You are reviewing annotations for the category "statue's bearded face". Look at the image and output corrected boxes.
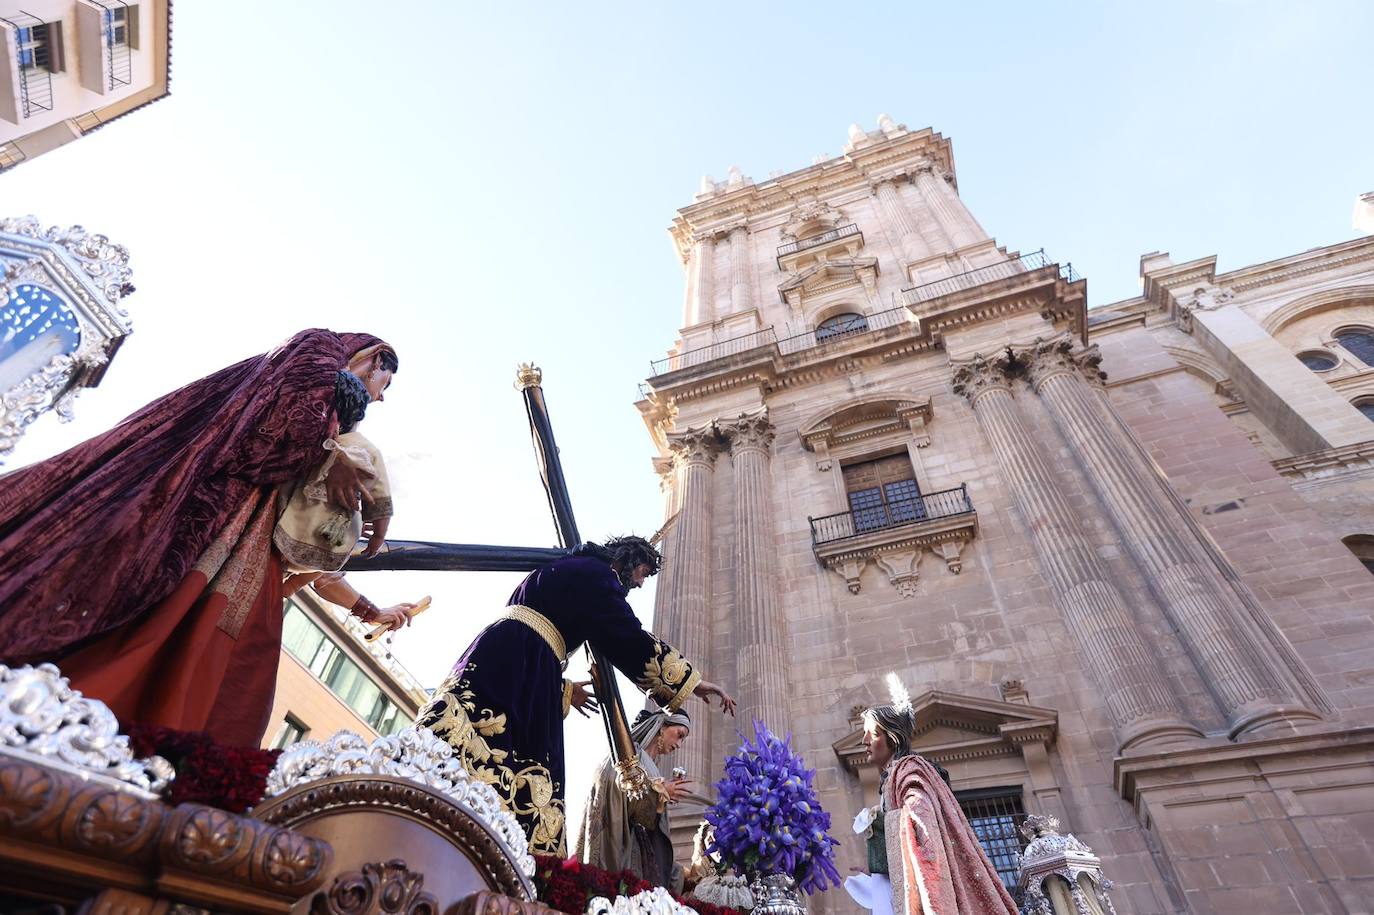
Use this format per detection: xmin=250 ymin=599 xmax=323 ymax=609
xmin=616 ymin=561 xmax=653 ymax=589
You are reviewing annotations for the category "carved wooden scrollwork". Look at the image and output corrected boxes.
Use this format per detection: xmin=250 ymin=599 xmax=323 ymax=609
xmin=1 ymin=757 xmax=331 ymax=910
xmin=451 ymin=890 xmax=564 ymax=915
xmin=255 ymin=776 xmax=532 ymax=901
xmin=311 ymin=860 xmax=438 ymax=915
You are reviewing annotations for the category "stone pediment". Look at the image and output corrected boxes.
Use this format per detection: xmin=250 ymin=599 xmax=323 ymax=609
xmin=778 ymin=258 xmax=879 ymax=309
xmin=833 ymin=689 xmax=1058 ymax=773
xmin=800 ymin=392 xmax=933 ymax=469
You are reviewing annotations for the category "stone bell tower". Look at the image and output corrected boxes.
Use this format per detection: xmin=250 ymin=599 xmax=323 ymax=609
xmin=636 ymin=117 xmax=1374 ymax=913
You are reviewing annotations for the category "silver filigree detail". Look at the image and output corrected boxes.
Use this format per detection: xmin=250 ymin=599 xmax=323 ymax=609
xmin=587 ymin=887 xmax=700 ymax=915
xmin=264 ymin=727 xmax=534 ymax=876
xmin=1 ymin=352 xmax=79 ymax=457
xmin=0 ymin=663 xmax=174 ymax=795
xmin=0 ymin=216 xmax=134 ymax=316
xmin=1016 ymin=815 xmax=1117 ymax=915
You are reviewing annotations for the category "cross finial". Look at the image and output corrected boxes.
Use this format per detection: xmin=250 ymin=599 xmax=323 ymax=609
xmin=515 ymin=362 xmax=543 ymax=390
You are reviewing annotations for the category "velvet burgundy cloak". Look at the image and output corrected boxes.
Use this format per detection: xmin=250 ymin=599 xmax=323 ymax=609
xmin=885 ymin=754 xmax=1020 ymax=915
xmin=0 ymin=329 xmax=387 ymax=664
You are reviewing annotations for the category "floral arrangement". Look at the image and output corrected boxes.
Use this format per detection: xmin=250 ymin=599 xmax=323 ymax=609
xmin=125 ymin=723 xmax=281 ymax=814
xmin=704 ymin=720 xmax=842 ymax=895
xmin=532 ymin=856 xmax=740 ymax=915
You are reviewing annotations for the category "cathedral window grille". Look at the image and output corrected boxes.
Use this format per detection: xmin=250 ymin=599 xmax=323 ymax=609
xmin=843 ymin=454 xmax=922 ymax=532
xmin=955 ymin=787 xmax=1028 ymax=894
xmin=1335 ymin=328 xmax=1374 ymax=367
xmin=815 ymin=312 xmax=869 ymax=343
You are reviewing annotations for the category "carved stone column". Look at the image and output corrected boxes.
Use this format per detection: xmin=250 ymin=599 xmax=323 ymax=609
xmin=721 ymin=409 xmax=790 ymax=730
xmin=687 ymin=234 xmax=716 ymax=327
xmin=913 ymin=159 xmax=981 ymax=250
xmin=871 ymin=177 xmax=930 ymax=265
xmin=952 ymin=356 xmax=1201 ymax=751
xmin=727 ymin=224 xmax=753 ymax=316
xmin=1020 ymin=337 xmax=1321 ymax=738
xmin=660 ymin=425 xmax=721 ymax=779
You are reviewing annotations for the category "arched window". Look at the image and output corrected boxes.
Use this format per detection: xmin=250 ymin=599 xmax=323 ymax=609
xmin=815 ymin=312 xmax=868 ymax=342
xmin=1342 ymin=535 xmax=1374 ymax=575
xmin=1297 ymin=351 xmax=1338 ymax=371
xmin=1354 ymin=398 xmax=1374 ymax=423
xmin=1335 ymin=328 xmax=1374 ymax=366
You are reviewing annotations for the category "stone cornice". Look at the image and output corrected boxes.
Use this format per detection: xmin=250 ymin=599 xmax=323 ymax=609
xmin=1218 ymin=234 xmax=1374 ymax=294
xmin=1270 ymin=440 xmax=1374 ymax=482
xmin=1113 ymin=724 xmax=1374 ymax=803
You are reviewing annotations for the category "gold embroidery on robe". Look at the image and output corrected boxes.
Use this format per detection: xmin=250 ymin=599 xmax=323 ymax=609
xmin=416 ymin=663 xmax=567 ymax=855
xmin=637 ymin=640 xmax=702 ymax=712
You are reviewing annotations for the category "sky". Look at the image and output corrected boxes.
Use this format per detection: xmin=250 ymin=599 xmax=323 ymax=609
xmin=3 ymin=0 xmax=1372 ymax=831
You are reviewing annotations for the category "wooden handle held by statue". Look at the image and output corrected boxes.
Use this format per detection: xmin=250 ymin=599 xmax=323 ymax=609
xmin=364 ymin=595 xmax=432 ymax=641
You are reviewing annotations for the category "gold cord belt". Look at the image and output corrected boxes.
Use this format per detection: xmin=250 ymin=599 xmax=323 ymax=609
xmin=499 ymin=605 xmax=567 ymax=667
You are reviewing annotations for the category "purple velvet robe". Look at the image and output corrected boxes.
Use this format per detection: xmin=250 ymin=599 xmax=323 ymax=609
xmin=417 ymin=555 xmax=700 ymax=857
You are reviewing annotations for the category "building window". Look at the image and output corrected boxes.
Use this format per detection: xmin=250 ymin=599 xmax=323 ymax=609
xmin=15 ymin=21 xmax=62 ymax=73
xmin=1335 ymin=328 xmax=1374 ymax=367
xmin=1343 ymin=535 xmax=1374 ymax=575
xmin=270 ymin=715 xmax=309 ymax=749
xmin=1355 ymin=399 xmax=1374 ymax=423
xmin=281 ymin=601 xmax=410 ymax=734
xmin=955 ymin=787 xmax=1028 ymax=894
xmin=1297 ymin=350 xmax=1338 ymax=371
xmin=815 ymin=312 xmax=869 ymax=342
xmin=842 ymin=454 xmax=922 ymax=532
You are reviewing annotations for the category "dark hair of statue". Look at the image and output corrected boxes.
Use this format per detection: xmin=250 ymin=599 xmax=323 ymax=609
xmin=573 ymin=536 xmax=663 ymax=587
xmin=865 ymin=704 xmax=914 ymax=759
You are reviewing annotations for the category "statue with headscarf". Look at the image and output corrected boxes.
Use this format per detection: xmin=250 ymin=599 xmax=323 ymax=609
xmin=573 ymin=704 xmax=693 ymax=891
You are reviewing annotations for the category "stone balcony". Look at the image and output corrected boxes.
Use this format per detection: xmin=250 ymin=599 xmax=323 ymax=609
xmin=775 ymin=222 xmax=864 ymax=270
xmin=809 ymin=484 xmax=978 ymax=596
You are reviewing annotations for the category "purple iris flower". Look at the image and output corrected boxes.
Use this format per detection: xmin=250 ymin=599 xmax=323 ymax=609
xmin=703 ymin=719 xmax=843 ymax=895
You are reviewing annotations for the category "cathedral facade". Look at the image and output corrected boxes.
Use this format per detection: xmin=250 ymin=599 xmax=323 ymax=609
xmin=637 ymin=118 xmax=1374 ymax=914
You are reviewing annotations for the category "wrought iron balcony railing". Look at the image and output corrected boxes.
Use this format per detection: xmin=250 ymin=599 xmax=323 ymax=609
xmin=809 ymin=485 xmax=973 ymax=546
xmin=1 ymin=12 xmax=55 ymax=118
xmin=90 ymin=0 xmax=132 ymax=89
xmin=776 ymin=223 xmax=862 ymax=260
xmin=901 ymin=249 xmax=1079 ymax=307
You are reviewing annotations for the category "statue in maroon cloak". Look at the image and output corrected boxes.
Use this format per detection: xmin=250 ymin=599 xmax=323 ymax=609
xmin=885 ymin=754 xmax=1020 ymax=915
xmin=0 ymin=329 xmax=397 ymax=746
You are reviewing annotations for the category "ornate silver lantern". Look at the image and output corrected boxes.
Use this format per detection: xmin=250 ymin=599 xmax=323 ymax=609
xmin=1 ymin=215 xmax=133 ymax=462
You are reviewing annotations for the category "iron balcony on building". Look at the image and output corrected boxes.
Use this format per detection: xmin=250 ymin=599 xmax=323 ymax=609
xmin=809 ymin=485 xmax=974 ymax=546
xmin=1 ymin=12 xmax=56 ymax=119
xmin=809 ymin=485 xmax=979 ymax=594
xmin=647 ymin=248 xmax=1080 ymax=380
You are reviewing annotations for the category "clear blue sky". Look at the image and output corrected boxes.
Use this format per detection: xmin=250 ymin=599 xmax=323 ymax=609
xmin=5 ymin=0 xmax=1371 ymax=820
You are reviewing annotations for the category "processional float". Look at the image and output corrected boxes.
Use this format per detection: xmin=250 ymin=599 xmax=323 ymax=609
xmin=0 ymin=365 xmax=668 ymax=915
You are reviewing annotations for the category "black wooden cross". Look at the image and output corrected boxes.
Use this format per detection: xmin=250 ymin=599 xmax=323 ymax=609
xmin=343 ymin=364 xmax=645 ymax=792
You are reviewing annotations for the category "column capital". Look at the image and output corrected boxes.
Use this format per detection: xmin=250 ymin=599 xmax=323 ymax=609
xmin=866 ymin=169 xmax=912 ymax=191
xmin=912 ymin=156 xmax=953 ymax=183
xmin=666 ymin=424 xmax=724 ymax=467
xmin=720 ymin=408 xmax=774 ymax=454
xmin=1012 ymin=335 xmax=1107 ymax=391
xmin=951 ymin=351 xmax=1015 ymax=404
